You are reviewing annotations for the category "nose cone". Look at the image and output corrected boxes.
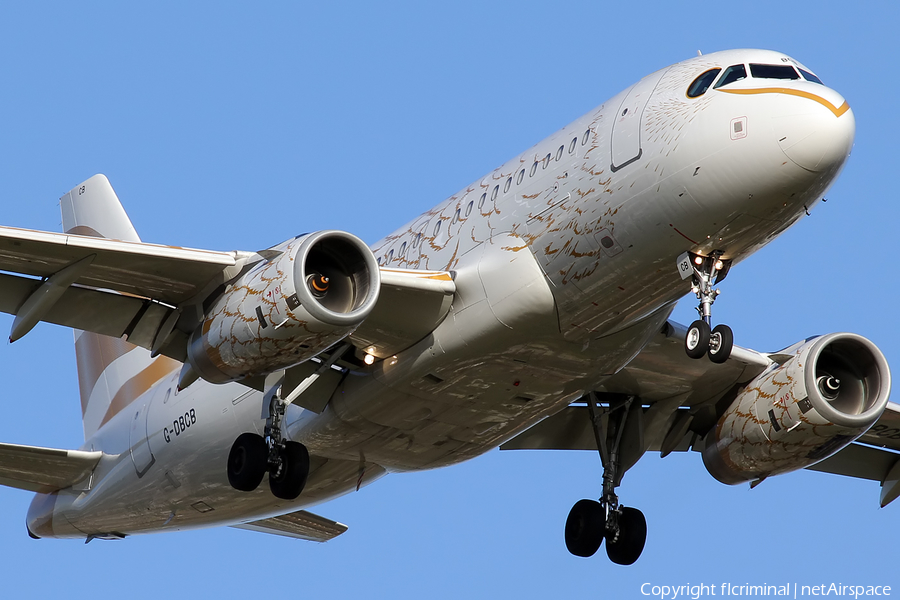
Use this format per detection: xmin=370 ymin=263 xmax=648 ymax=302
xmin=773 ymin=89 xmax=855 ymax=172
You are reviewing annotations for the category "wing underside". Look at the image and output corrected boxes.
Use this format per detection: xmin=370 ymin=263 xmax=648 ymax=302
xmin=501 ymin=321 xmax=900 ymax=506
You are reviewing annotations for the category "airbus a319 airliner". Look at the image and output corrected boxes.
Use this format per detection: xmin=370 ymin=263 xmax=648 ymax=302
xmin=0 ymin=49 xmax=897 ymax=565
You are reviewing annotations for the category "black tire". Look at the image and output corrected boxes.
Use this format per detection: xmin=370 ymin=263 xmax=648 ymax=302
xmin=269 ymin=441 xmax=310 ymax=500
xmin=708 ymin=324 xmax=734 ymax=364
xmin=684 ymin=320 xmax=711 ymax=359
xmin=606 ymin=507 xmax=647 ymax=565
xmin=227 ymin=433 xmax=267 ymax=492
xmin=565 ymin=499 xmax=606 ymax=558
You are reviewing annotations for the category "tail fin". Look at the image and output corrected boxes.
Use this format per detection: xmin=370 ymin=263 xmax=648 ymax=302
xmin=61 ymin=175 xmax=179 ymax=440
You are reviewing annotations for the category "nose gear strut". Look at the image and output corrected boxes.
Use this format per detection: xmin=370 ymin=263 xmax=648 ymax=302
xmin=678 ymin=251 xmax=734 ymax=363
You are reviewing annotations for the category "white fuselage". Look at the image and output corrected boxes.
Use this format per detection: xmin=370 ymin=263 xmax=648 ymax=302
xmin=28 ymin=48 xmax=855 ymax=538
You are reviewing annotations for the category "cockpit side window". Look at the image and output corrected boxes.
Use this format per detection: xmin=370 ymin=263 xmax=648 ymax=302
xmin=713 ymin=64 xmax=747 ymax=89
xmin=798 ymin=68 xmax=823 ymax=84
xmin=749 ymin=64 xmax=800 ymax=80
xmin=687 ymin=68 xmax=721 ymax=98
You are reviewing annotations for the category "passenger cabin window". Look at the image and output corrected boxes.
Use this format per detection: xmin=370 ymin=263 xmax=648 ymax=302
xmin=517 ymin=169 xmax=525 ymax=184
xmin=530 ymin=161 xmax=538 ymax=176
xmin=453 ymin=208 xmax=460 ymax=223
xmin=556 ymin=145 xmax=564 ymax=160
xmin=686 ymin=68 xmax=721 ymax=97
xmin=478 ymin=192 xmax=486 ymax=209
xmin=569 ymin=138 xmax=577 ymax=153
xmin=433 ymin=220 xmax=441 ymax=236
xmin=798 ymin=68 xmax=823 ymax=84
xmin=399 ymin=241 xmax=407 ymax=256
xmin=581 ymin=129 xmax=590 ymax=145
xmin=714 ymin=64 xmax=747 ymax=89
xmin=491 ymin=185 xmax=499 ymax=200
xmin=465 ymin=200 xmax=473 ymax=216
xmin=749 ymin=64 xmax=799 ymax=80
xmin=504 ymin=177 xmax=512 ymax=192
xmin=387 ymin=250 xmax=393 ymax=262
xmin=543 ymin=153 xmax=551 ymax=168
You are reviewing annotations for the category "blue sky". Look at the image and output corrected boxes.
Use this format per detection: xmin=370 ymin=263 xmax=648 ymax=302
xmin=0 ymin=1 xmax=898 ymax=598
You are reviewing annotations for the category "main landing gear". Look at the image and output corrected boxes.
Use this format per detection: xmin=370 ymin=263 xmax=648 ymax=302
xmin=682 ymin=251 xmax=733 ymax=364
xmin=227 ymin=395 xmax=310 ymax=500
xmin=565 ymin=394 xmax=647 ymax=565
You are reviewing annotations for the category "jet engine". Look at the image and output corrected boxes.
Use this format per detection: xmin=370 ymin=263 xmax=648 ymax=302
xmin=702 ymin=333 xmax=891 ymax=485
xmin=187 ymin=230 xmax=380 ymax=383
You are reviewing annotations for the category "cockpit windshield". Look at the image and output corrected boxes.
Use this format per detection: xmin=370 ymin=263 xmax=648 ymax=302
xmin=749 ymin=64 xmax=800 ymax=80
xmin=798 ymin=68 xmax=823 ymax=84
xmin=714 ymin=64 xmax=747 ymax=89
xmin=687 ymin=68 xmax=721 ymax=98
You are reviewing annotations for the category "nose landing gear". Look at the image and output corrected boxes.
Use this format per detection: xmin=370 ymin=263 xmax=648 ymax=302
xmin=679 ymin=251 xmax=733 ymax=363
xmin=564 ymin=393 xmax=648 ymax=565
xmin=226 ymin=394 xmax=310 ymax=500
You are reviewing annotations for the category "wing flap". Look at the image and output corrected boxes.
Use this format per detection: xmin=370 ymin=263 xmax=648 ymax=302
xmin=232 ymin=509 xmax=348 ymax=542
xmin=0 ymin=442 xmax=102 ymax=493
xmin=806 ymin=443 xmax=899 ymax=482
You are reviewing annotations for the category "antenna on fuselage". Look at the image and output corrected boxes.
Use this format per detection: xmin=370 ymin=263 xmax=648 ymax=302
xmin=697 ymin=50 xmax=702 ymax=56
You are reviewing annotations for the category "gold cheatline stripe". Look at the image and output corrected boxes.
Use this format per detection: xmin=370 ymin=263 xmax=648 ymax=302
xmin=720 ymin=87 xmax=850 ymax=117
xmin=380 ymin=268 xmax=453 ymax=281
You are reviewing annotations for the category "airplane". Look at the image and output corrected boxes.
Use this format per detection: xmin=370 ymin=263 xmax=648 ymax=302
xmin=0 ymin=48 xmax=896 ymax=566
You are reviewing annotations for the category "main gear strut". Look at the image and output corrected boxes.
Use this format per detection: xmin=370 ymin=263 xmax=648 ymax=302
xmin=226 ymin=377 xmax=310 ymax=500
xmin=564 ymin=393 xmax=647 ymax=565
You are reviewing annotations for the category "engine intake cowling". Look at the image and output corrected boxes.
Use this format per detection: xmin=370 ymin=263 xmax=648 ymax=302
xmin=702 ymin=333 xmax=890 ymax=485
xmin=187 ymin=230 xmax=380 ymax=383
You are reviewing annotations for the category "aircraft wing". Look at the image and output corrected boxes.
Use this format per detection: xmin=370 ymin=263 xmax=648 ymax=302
xmin=502 ymin=321 xmax=773 ymax=454
xmin=0 ymin=225 xmax=247 ymax=357
xmin=231 ymin=509 xmax=348 ymax=542
xmin=501 ymin=320 xmax=900 ymax=504
xmin=0 ymin=224 xmax=455 ymax=363
xmin=0 ymin=442 xmax=101 ymax=494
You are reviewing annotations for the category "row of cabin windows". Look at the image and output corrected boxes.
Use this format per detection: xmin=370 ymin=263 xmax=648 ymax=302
xmin=377 ymin=128 xmax=592 ymax=265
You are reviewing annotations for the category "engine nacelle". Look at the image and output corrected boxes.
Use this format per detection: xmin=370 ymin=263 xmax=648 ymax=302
xmin=702 ymin=333 xmax=890 ymax=485
xmin=187 ymin=230 xmax=380 ymax=383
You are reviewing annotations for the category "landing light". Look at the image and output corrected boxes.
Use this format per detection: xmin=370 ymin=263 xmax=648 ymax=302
xmin=364 ymin=353 xmax=375 ymax=365
xmin=694 ymin=256 xmax=703 ymax=265
xmin=714 ymin=260 xmax=724 ymax=271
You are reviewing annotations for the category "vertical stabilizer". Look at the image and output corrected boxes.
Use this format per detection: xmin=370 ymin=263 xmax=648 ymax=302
xmin=61 ymin=175 xmax=179 ymax=440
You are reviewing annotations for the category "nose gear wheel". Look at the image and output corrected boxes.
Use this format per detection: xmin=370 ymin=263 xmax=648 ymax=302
xmin=682 ymin=252 xmax=734 ymax=363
